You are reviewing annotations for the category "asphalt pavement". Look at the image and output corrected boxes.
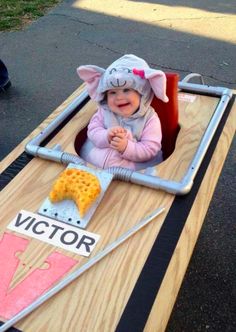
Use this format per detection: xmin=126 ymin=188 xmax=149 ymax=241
xmin=0 ymin=1 xmax=235 ymax=331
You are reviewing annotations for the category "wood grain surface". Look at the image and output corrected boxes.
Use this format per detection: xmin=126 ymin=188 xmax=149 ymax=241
xmin=0 ymin=87 xmax=235 ymax=332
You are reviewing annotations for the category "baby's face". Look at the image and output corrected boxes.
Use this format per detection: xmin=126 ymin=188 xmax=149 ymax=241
xmin=107 ymin=88 xmax=141 ymax=118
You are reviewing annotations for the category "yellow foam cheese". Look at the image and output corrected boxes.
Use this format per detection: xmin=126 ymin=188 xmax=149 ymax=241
xmin=49 ymin=168 xmax=101 ymax=218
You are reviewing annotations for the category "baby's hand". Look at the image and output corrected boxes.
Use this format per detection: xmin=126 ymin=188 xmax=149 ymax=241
xmin=110 ymin=133 xmax=128 ymax=153
xmin=107 ymin=126 xmax=126 ymax=143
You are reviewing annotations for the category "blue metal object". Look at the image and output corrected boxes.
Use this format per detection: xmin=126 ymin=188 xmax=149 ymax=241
xmin=0 ymin=59 xmax=11 ymax=91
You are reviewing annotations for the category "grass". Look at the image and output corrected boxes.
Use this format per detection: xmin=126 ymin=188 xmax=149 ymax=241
xmin=0 ymin=0 xmax=62 ymax=31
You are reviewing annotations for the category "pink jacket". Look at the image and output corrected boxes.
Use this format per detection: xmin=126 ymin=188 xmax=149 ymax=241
xmin=80 ymin=107 xmax=162 ymax=170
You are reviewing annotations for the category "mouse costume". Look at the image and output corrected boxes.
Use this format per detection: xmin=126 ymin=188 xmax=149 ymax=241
xmin=77 ymin=54 xmax=168 ymax=170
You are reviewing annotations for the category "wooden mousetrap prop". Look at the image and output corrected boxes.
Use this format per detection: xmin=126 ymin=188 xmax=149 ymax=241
xmin=0 ymin=79 xmax=235 ymax=332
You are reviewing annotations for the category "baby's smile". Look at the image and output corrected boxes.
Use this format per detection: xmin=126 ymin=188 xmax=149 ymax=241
xmin=117 ymin=102 xmax=130 ymax=108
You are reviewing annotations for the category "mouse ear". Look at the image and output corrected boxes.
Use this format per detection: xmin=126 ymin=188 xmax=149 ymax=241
xmin=77 ymin=65 xmax=105 ymax=100
xmin=144 ymin=68 xmax=169 ymax=103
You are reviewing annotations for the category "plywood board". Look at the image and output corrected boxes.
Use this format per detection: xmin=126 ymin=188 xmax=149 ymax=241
xmin=0 ymin=87 xmax=235 ymax=332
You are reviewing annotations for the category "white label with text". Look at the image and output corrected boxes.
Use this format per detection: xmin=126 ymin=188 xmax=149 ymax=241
xmin=7 ymin=210 xmax=100 ymax=257
xmin=178 ymin=93 xmax=196 ymax=103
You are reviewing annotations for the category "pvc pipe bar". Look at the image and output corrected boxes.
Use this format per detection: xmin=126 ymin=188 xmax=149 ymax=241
xmin=25 ymin=83 xmax=233 ymax=195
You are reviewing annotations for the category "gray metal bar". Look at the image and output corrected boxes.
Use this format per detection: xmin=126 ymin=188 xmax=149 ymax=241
xmin=25 ymin=89 xmax=89 ymax=163
xmin=181 ymin=73 xmax=205 ymax=85
xmin=180 ymin=91 xmax=232 ymax=188
xmin=0 ymin=206 xmax=165 ymax=332
xmin=178 ymin=81 xmax=232 ymax=98
xmin=24 ymin=83 xmax=233 ymax=195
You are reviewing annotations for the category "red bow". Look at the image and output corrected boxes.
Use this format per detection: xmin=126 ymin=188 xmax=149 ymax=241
xmin=132 ymin=68 xmax=145 ymax=79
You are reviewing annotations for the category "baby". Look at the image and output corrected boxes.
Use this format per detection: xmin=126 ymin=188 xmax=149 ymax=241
xmin=77 ymin=54 xmax=169 ymax=170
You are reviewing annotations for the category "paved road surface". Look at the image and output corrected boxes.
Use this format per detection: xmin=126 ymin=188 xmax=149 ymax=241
xmin=0 ymin=1 xmax=235 ymax=331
